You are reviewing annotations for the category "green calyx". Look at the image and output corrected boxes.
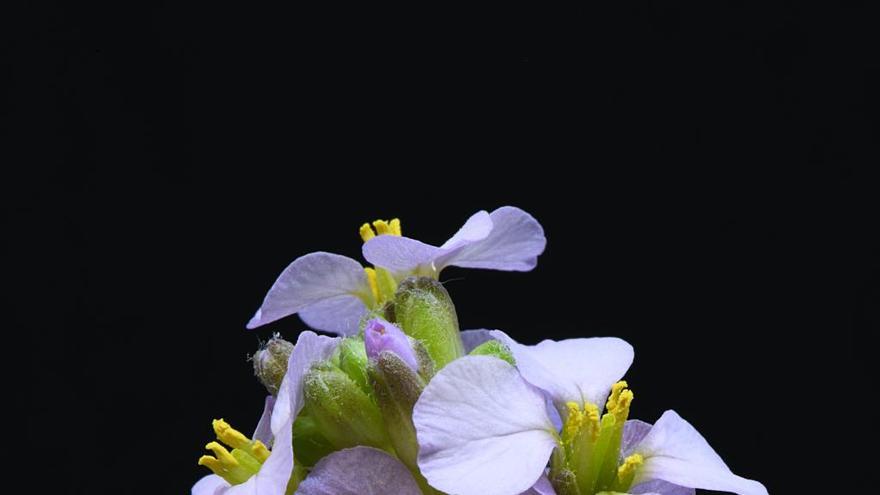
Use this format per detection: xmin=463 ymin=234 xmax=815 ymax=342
xmin=390 ymin=276 xmax=465 ymax=370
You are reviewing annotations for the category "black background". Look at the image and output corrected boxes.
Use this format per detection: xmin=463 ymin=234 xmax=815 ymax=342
xmin=9 ymin=2 xmax=874 ymax=494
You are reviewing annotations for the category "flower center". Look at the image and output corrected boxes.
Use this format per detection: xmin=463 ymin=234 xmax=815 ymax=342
xmin=359 ymin=219 xmax=402 ymax=305
xmin=198 ymin=419 xmax=270 ymax=485
xmin=553 ymin=381 xmax=641 ymax=495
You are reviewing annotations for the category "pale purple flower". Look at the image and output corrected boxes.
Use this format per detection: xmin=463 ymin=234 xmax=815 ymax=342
xmin=364 ymin=318 xmax=419 ymax=371
xmin=247 ymin=207 xmax=545 ymax=335
xmin=193 ymin=331 xmax=339 ymax=495
xmin=362 ymin=206 xmax=546 ymax=278
xmin=412 ymin=332 xmax=767 ymax=495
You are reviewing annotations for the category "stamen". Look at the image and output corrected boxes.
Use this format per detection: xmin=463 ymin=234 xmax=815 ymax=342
xmin=359 ymin=223 xmax=376 ymax=242
xmin=562 ymin=402 xmax=584 ymax=446
xmin=614 ymin=453 xmax=644 ymax=491
xmin=364 ymin=268 xmax=380 ymax=301
xmin=605 ymin=381 xmax=633 ymax=422
xmin=372 ymin=219 xmax=391 ymax=235
xmin=213 ymin=419 xmax=249 ymax=450
xmin=389 ymin=218 xmax=402 ymax=236
xmin=198 ymin=419 xmax=270 ymax=485
xmin=204 ymin=441 xmax=238 ymax=467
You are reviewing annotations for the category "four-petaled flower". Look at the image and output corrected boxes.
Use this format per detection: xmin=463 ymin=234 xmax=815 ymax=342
xmin=412 ymin=331 xmax=768 ymax=495
xmin=246 ymin=206 xmax=545 ymax=335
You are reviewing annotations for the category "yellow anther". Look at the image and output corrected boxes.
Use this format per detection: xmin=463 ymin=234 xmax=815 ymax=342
xmin=364 ymin=268 xmax=380 ymax=301
xmin=198 ymin=455 xmax=224 ymax=472
xmin=389 ymin=218 xmax=402 ymax=236
xmin=204 ymin=441 xmax=238 ymax=468
xmin=250 ymin=440 xmax=270 ymax=463
xmin=562 ymin=402 xmax=584 ymax=445
xmin=606 ymin=381 xmax=628 ymax=410
xmin=616 ymin=453 xmax=644 ymax=489
xmin=372 ymin=219 xmax=391 ymax=235
xmin=359 ymin=218 xmax=402 ymax=242
xmin=584 ymin=402 xmax=601 ymax=441
xmin=213 ymin=419 xmax=250 ymax=451
xmin=562 ymin=401 xmax=601 ymax=445
xmin=359 ymin=223 xmax=376 ymax=242
xmin=606 ymin=381 xmax=633 ymax=422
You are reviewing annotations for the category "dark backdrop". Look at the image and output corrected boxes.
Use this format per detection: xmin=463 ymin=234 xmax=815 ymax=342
xmin=10 ymin=2 xmax=873 ymax=494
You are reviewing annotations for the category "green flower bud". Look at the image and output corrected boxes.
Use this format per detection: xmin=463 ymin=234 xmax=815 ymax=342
xmin=292 ymin=412 xmax=336 ymax=467
xmin=252 ymin=334 xmax=293 ymax=396
xmin=392 ymin=276 xmax=465 ymax=369
xmin=302 ymin=363 xmax=391 ymax=452
xmin=333 ymin=336 xmax=371 ymax=395
xmin=368 ymin=351 xmax=440 ymax=494
xmin=469 ymin=339 xmax=515 ymax=365
xmin=368 ymin=351 xmax=425 ymax=469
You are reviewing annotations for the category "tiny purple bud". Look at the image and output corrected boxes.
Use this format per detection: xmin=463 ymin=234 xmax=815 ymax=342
xmin=364 ymin=318 xmax=419 ymax=371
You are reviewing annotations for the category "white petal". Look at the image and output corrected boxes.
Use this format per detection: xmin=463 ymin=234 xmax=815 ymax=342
xmin=295 ymin=446 xmax=421 ymax=495
xmin=439 ymin=206 xmax=546 ymax=272
xmin=252 ymin=395 xmax=276 ymax=447
xmin=271 ymin=331 xmax=340 ymax=435
xmin=298 ymin=295 xmax=367 ymax=335
xmin=632 ymin=410 xmax=768 ymax=495
xmin=361 ymin=235 xmax=444 ymax=273
xmin=414 ymin=356 xmax=558 ymax=495
xmin=439 ymin=210 xmax=494 ymax=250
xmin=192 ymin=475 xmax=229 ymax=495
xmin=491 ymin=331 xmax=634 ymax=408
xmin=620 ymin=419 xmax=653 ymax=459
xmin=246 ymin=252 xmax=368 ymax=329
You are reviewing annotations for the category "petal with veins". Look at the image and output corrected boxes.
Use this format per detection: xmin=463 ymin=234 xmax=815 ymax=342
xmin=246 ymin=252 xmax=368 ymax=330
xmin=414 ymin=356 xmax=558 ymax=495
xmin=295 ymin=446 xmax=421 ymax=495
xmin=363 ymin=206 xmax=546 ymax=275
xmin=439 ymin=206 xmax=546 ymax=272
xmin=631 ymin=410 xmax=768 ymax=495
xmin=298 ymin=294 xmax=367 ymax=335
xmin=491 ymin=331 xmax=634 ymax=408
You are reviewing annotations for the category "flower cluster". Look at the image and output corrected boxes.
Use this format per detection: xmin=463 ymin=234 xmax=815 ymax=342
xmin=193 ymin=207 xmax=767 ymax=495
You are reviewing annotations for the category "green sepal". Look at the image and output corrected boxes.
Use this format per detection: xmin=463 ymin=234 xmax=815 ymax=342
xmin=469 ymin=340 xmax=515 ymax=365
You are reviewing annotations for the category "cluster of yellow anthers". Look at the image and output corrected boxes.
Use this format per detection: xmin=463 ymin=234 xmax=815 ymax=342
xmin=559 ymin=381 xmax=643 ymax=493
xmin=359 ymin=219 xmax=402 ymax=305
xmin=199 ymin=419 xmax=270 ymax=485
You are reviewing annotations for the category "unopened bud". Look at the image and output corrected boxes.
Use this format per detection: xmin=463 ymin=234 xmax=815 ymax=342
xmin=369 ymin=350 xmax=425 ymax=470
xmin=392 ymin=276 xmax=465 ymax=369
xmin=252 ymin=334 xmax=293 ymax=396
xmin=365 ymin=318 xmax=419 ymax=371
xmin=302 ymin=363 xmax=391 ymax=451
